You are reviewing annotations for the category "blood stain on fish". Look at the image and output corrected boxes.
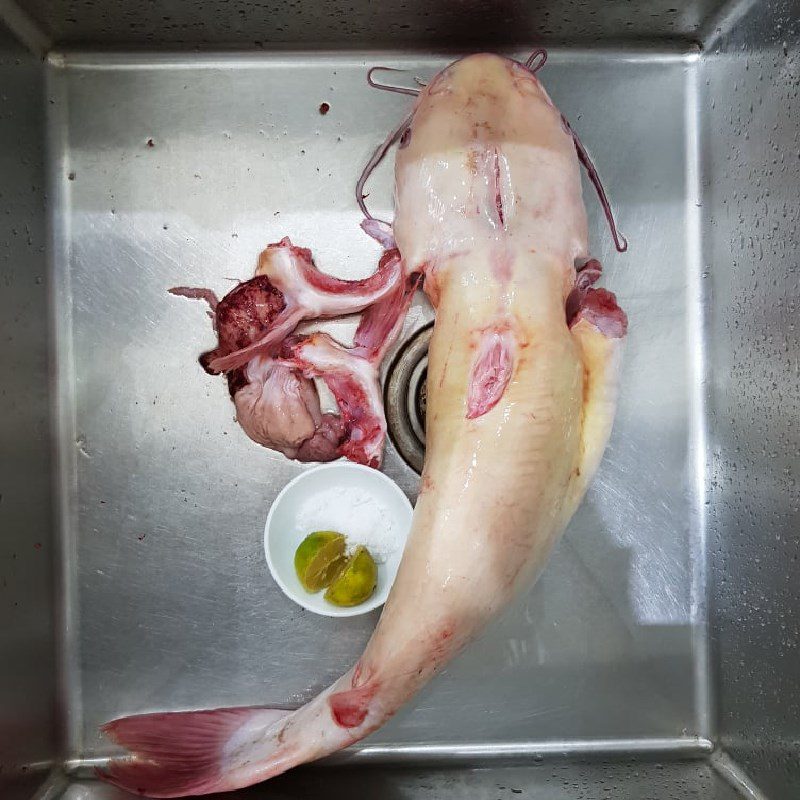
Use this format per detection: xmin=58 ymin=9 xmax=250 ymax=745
xmin=329 ymin=682 xmax=379 ymax=728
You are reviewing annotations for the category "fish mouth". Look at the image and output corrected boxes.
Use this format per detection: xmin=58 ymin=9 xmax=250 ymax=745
xmin=384 ymin=322 xmax=432 ymax=474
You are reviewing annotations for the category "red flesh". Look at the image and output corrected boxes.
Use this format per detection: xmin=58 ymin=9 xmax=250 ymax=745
xmin=353 ymin=266 xmax=421 ymax=363
xmin=466 ymin=327 xmax=516 ymax=420
xmin=207 ymin=238 xmax=401 ymax=374
xmin=191 ymin=275 xmax=287 ymax=376
xmin=572 ymin=288 xmax=627 ymax=338
xmin=566 ymin=259 xmax=627 ymax=337
xmin=168 ymin=240 xmax=415 ymax=467
xmin=282 ymin=333 xmax=387 ymax=468
xmin=328 ymin=682 xmax=380 ymax=729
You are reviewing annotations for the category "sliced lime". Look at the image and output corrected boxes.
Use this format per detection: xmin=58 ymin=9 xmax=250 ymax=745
xmin=294 ymin=531 xmax=346 ymax=593
xmin=324 ymin=546 xmax=378 ymax=607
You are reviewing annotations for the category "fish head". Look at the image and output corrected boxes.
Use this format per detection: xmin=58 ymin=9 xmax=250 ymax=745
xmin=393 ymin=53 xmax=588 ymax=279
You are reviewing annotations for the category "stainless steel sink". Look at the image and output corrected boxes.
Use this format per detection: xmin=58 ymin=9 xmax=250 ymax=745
xmin=1 ymin=1 xmax=798 ymax=798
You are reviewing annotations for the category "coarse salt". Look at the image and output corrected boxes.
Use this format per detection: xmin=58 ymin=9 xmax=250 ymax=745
xmin=295 ymin=485 xmax=398 ymax=564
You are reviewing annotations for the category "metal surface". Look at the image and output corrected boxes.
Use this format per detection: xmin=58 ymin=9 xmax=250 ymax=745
xmin=703 ymin=0 xmax=800 ymax=797
xmin=384 ymin=322 xmax=432 ymax=474
xmin=2 ymin=0 xmax=798 ymax=797
xmin=47 ymin=49 xmax=706 ymax=761
xmin=0 ymin=0 xmax=50 ymax=57
xmin=0 ymin=18 xmax=57 ymax=796
xmin=21 ymin=0 xmax=731 ymax=49
xmin=62 ymin=760 xmax=745 ymax=800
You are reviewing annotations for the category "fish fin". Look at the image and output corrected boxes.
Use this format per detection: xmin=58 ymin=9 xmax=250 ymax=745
xmin=360 ymin=218 xmax=397 ymax=249
xmin=353 ymin=268 xmax=420 ymax=364
xmin=569 ymin=286 xmax=627 ymax=339
xmin=99 ymin=706 xmax=290 ymax=798
xmin=566 ymin=290 xmax=626 ymax=517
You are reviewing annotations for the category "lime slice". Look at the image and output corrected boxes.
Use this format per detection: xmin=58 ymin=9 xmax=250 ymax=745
xmin=294 ymin=531 xmax=346 ymax=593
xmin=324 ymin=546 xmax=378 ymax=607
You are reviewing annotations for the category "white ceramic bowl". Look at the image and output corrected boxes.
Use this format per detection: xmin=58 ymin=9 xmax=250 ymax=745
xmin=264 ymin=462 xmax=413 ymax=617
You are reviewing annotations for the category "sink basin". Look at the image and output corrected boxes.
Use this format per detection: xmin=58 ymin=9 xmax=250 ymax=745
xmin=1 ymin=1 xmax=797 ymax=797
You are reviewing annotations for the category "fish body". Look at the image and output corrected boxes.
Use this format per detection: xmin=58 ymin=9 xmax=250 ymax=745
xmin=101 ymin=53 xmax=626 ymax=797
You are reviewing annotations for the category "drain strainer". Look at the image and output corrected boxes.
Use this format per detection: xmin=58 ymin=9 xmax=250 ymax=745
xmin=384 ymin=322 xmax=432 ymax=474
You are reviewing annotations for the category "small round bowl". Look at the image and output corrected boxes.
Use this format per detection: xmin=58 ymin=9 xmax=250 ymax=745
xmin=264 ymin=462 xmax=413 ymax=617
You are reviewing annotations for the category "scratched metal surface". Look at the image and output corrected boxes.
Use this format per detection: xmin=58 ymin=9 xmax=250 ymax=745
xmin=48 ymin=50 xmax=706 ymax=759
xmin=703 ymin=0 xmax=800 ymax=797
xmin=23 ymin=0 xmax=730 ymax=48
xmin=0 ymin=18 xmax=56 ymax=796
xmin=61 ymin=760 xmax=744 ymax=800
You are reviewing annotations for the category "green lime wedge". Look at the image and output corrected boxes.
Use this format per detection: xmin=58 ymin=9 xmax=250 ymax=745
xmin=294 ymin=531 xmax=346 ymax=593
xmin=324 ymin=546 xmax=378 ymax=607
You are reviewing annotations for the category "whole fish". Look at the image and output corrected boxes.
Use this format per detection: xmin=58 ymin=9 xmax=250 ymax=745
xmin=101 ymin=51 xmax=627 ymax=797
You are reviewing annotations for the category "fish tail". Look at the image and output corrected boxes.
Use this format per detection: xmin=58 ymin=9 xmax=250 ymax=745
xmin=99 ymin=705 xmax=292 ymax=797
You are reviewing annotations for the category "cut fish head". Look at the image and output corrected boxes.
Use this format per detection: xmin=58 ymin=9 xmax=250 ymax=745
xmin=393 ymin=53 xmax=589 ymax=281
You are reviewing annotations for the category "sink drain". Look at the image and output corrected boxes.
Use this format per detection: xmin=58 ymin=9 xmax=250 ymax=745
xmin=384 ymin=322 xmax=432 ymax=474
